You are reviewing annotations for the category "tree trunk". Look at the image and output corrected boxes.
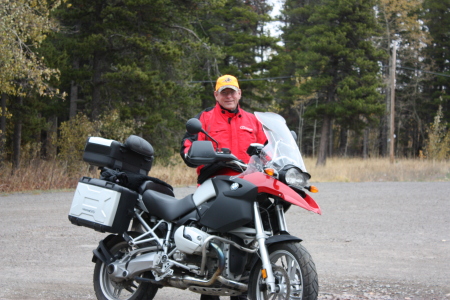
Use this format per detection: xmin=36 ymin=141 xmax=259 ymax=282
xmin=317 ymin=88 xmax=334 ymax=166
xmin=338 ymin=127 xmax=348 ymax=156
xmin=91 ymin=52 xmax=103 ymax=120
xmin=380 ymin=2 xmax=391 ymax=157
xmin=396 ymin=116 xmax=401 ymax=158
xmin=363 ymin=128 xmax=369 ymax=159
xmin=328 ymin=118 xmax=333 ymax=157
xmin=296 ymin=103 xmax=304 ymax=151
xmin=379 ymin=113 xmax=388 ymax=156
xmin=69 ymin=58 xmax=79 ymax=119
xmin=12 ymin=96 xmax=23 ymax=170
xmin=46 ymin=115 xmax=58 ymax=159
xmin=312 ymin=98 xmax=318 ymax=157
xmin=312 ymin=119 xmax=317 ymax=157
xmin=0 ymin=93 xmax=7 ymax=163
xmin=202 ymin=82 xmax=212 ymax=108
xmin=389 ymin=44 xmax=396 ymax=164
xmin=316 ymin=115 xmax=330 ymax=166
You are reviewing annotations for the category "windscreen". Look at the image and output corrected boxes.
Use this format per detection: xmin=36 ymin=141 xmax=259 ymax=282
xmin=254 ymin=112 xmax=307 ymax=173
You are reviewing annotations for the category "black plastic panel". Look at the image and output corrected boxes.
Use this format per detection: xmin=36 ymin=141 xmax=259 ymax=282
xmin=198 ymin=176 xmax=257 ymax=232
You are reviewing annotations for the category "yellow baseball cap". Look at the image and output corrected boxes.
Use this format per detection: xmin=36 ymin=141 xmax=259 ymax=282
xmin=215 ymin=75 xmax=240 ymax=92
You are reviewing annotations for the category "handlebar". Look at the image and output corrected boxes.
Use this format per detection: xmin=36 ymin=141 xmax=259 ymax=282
xmin=226 ymin=160 xmax=247 ymax=172
xmin=186 ymin=141 xmax=238 ymax=166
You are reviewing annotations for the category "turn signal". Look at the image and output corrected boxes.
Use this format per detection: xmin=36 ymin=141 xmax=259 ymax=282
xmin=264 ymin=168 xmax=275 ymax=176
xmin=261 ymin=269 xmax=267 ymax=279
xmin=307 ymin=185 xmax=319 ymax=193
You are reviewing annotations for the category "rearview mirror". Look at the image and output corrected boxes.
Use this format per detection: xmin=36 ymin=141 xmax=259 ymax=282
xmin=290 ymin=130 xmax=298 ymax=141
xmin=186 ymin=118 xmax=203 ymax=134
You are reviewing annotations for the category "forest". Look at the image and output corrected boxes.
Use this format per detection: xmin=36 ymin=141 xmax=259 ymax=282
xmin=0 ymin=0 xmax=449 ymax=174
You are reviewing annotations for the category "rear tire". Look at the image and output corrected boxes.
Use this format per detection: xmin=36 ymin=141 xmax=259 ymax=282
xmin=248 ymin=242 xmax=318 ymax=300
xmin=93 ymin=238 xmax=159 ymax=300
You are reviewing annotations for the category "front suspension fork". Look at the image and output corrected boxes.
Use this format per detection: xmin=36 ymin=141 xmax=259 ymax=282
xmin=253 ymin=202 xmax=277 ymax=294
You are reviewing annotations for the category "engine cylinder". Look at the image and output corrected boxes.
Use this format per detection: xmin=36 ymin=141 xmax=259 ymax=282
xmin=174 ymin=226 xmax=210 ymax=254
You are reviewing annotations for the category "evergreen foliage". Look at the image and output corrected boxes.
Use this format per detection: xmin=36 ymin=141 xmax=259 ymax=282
xmin=0 ymin=0 xmax=449 ymax=170
xmin=47 ymin=0 xmax=225 ymax=158
xmin=280 ymin=0 xmax=385 ymax=165
xmin=425 ymin=105 xmax=450 ymax=160
xmin=192 ymin=0 xmax=280 ymax=110
xmin=422 ymin=0 xmax=450 ymax=124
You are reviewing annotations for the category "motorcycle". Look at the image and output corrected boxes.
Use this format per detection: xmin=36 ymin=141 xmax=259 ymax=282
xmin=68 ymin=111 xmax=321 ymax=300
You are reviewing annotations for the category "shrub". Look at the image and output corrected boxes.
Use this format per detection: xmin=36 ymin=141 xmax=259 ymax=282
xmin=425 ymin=105 xmax=450 ymax=160
xmin=55 ymin=113 xmax=97 ymax=174
xmin=95 ymin=110 xmax=140 ymax=142
xmin=54 ymin=110 xmax=143 ymax=174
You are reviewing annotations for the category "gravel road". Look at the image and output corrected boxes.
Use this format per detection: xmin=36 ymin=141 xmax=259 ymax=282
xmin=0 ymin=182 xmax=449 ymax=300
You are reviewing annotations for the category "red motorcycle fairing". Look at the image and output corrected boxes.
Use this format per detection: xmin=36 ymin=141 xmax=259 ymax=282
xmin=240 ymin=172 xmax=321 ymax=215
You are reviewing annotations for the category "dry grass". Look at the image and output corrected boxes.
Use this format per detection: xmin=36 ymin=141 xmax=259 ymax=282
xmin=306 ymin=157 xmax=450 ymax=182
xmin=0 ymin=160 xmax=97 ymax=194
xmin=154 ymin=156 xmax=450 ymax=184
xmin=1 ymin=156 xmax=449 ymax=194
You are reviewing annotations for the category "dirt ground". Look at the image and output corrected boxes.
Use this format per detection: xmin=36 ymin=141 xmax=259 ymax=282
xmin=0 ymin=182 xmax=449 ymax=300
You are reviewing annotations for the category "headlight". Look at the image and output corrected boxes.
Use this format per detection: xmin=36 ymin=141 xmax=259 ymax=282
xmin=279 ymin=165 xmax=310 ymax=188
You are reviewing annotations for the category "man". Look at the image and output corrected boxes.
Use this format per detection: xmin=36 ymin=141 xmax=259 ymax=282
xmin=180 ymin=75 xmax=267 ymax=300
xmin=180 ymin=74 xmax=267 ymax=184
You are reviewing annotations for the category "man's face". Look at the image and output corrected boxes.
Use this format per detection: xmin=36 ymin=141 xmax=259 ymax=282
xmin=214 ymin=88 xmax=242 ymax=111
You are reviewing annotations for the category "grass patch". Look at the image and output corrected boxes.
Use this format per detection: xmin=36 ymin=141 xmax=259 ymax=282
xmin=307 ymin=157 xmax=450 ymax=182
xmin=0 ymin=156 xmax=448 ymax=194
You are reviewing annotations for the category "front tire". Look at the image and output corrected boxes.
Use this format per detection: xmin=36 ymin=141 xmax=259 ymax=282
xmin=248 ymin=242 xmax=318 ymax=300
xmin=93 ymin=238 xmax=159 ymax=300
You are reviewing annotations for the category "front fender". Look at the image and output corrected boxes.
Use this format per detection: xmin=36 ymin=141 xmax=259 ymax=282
xmin=241 ymin=172 xmax=321 ymax=215
xmin=265 ymin=234 xmax=302 ymax=246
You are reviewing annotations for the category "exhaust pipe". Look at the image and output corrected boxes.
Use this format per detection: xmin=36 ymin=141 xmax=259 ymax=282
xmin=216 ymin=276 xmax=247 ymax=292
xmin=168 ymin=242 xmax=247 ymax=292
xmin=168 ymin=242 xmax=225 ymax=288
xmin=109 ymin=241 xmax=247 ymax=292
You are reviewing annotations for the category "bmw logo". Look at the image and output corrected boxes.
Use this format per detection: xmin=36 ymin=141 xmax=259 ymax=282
xmin=230 ymin=183 xmax=239 ymax=190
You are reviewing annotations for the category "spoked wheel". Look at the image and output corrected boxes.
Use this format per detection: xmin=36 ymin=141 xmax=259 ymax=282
xmin=248 ymin=242 xmax=318 ymax=300
xmin=93 ymin=238 xmax=159 ymax=300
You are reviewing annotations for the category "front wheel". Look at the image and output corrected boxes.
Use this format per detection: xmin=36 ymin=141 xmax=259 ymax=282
xmin=248 ymin=242 xmax=318 ymax=300
xmin=93 ymin=238 xmax=159 ymax=300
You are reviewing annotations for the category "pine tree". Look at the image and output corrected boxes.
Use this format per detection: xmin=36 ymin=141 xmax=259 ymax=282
xmin=280 ymin=0 xmax=385 ymax=165
xmin=192 ymin=0 xmax=281 ymax=110
xmin=46 ymin=0 xmax=223 ymax=158
xmin=422 ymin=0 xmax=450 ymax=124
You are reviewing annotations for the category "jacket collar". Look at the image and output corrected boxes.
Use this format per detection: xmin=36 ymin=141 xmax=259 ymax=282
xmin=216 ymin=102 xmax=240 ymax=118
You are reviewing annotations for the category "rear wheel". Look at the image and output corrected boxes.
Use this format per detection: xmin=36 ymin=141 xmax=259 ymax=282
xmin=93 ymin=238 xmax=159 ymax=300
xmin=248 ymin=242 xmax=318 ymax=300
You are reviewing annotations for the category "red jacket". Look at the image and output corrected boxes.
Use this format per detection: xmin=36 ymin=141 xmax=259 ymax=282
xmin=180 ymin=103 xmax=267 ymax=180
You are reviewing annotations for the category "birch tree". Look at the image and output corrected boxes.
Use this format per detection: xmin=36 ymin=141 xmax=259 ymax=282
xmin=0 ymin=0 xmax=60 ymax=168
xmin=0 ymin=0 xmax=60 ymax=96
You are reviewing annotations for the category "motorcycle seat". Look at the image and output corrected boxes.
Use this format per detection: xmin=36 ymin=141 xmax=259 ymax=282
xmin=139 ymin=180 xmax=175 ymax=197
xmin=142 ymin=190 xmax=196 ymax=221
